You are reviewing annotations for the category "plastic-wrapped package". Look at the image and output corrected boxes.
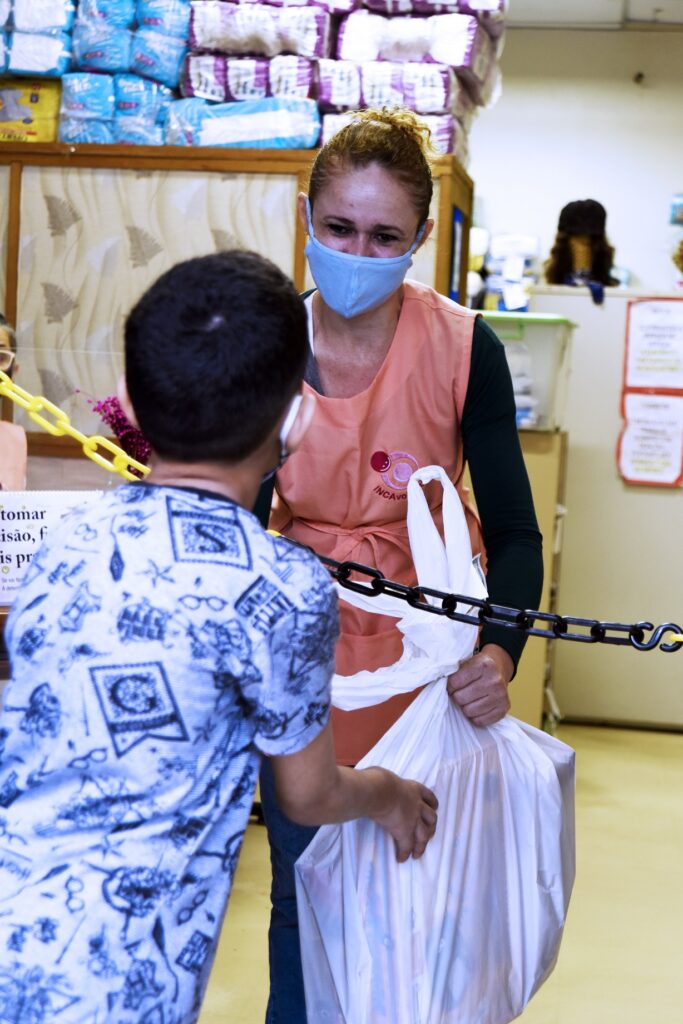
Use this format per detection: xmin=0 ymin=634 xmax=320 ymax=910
xmin=180 ymin=53 xmax=229 ymax=100
xmin=114 ymin=72 xmax=173 ymax=122
xmin=0 ymin=1 xmax=10 ymax=31
xmin=13 ymin=0 xmax=76 ymax=34
xmin=130 ymin=27 xmax=188 ymax=87
xmin=401 ymin=62 xmax=456 ymax=113
xmin=8 ymin=31 xmax=73 ymax=77
xmin=0 ymin=76 xmax=61 ymax=140
xmin=316 ymin=58 xmax=361 ymax=112
xmin=268 ymin=55 xmax=315 ymax=99
xmin=114 ymin=117 xmax=164 ymax=143
xmin=321 ymin=109 xmax=466 ymax=160
xmin=363 ymin=0 xmax=507 ymax=37
xmin=359 ymin=60 xmax=403 ymax=109
xmin=137 ymin=0 xmax=192 ymax=38
xmin=73 ymin=19 xmax=133 ymax=73
xmin=164 ymin=95 xmax=320 ymax=148
xmin=189 ymin=2 xmax=331 ymax=60
xmin=60 ymin=72 xmax=116 ymax=120
xmin=336 ymin=11 xmax=493 ymax=103
xmin=225 ymin=57 xmax=269 ymax=100
xmin=58 ymin=117 xmax=117 ymax=143
xmin=0 ymin=33 xmax=7 ymax=72
xmin=77 ymin=0 xmax=137 ymax=28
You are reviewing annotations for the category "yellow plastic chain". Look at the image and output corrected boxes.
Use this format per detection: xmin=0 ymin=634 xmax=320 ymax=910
xmin=0 ymin=369 xmax=150 ymax=481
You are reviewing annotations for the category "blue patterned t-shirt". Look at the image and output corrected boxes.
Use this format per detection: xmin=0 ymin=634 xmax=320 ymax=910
xmin=0 ymin=483 xmax=337 ymax=1024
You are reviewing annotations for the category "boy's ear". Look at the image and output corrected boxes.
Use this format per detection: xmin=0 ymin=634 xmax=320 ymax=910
xmin=116 ymin=374 xmax=140 ymax=429
xmin=285 ymin=391 xmax=316 ymax=454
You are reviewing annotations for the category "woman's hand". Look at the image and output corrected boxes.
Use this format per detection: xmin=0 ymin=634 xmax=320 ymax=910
xmin=446 ymin=644 xmax=514 ymax=726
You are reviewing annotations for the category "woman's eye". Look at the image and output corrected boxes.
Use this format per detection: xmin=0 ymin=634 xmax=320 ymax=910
xmin=376 ymin=234 xmax=399 ymax=245
xmin=327 ymin=223 xmax=350 ymax=236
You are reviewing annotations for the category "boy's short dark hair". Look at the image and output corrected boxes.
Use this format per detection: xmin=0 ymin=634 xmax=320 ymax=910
xmin=125 ymin=250 xmax=308 ymax=463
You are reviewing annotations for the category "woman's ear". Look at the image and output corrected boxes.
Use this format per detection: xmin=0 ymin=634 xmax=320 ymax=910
xmin=297 ymin=192 xmax=310 ymax=234
xmin=415 ymin=218 xmax=435 ymax=254
xmin=284 ymin=390 xmax=316 ymax=454
xmin=116 ymin=374 xmax=140 ymax=428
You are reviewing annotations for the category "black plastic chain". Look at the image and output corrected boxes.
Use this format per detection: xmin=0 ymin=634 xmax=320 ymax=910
xmin=319 ymin=555 xmax=683 ymax=654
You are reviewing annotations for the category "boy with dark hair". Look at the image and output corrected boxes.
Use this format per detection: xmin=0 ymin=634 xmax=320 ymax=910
xmin=0 ymin=251 xmax=437 ymax=1023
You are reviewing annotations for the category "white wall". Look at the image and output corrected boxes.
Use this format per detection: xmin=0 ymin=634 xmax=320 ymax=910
xmin=468 ymin=28 xmax=683 ymax=291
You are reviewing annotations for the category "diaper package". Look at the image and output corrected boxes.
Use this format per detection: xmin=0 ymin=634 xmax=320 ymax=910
xmin=130 ymin=26 xmax=188 ymax=87
xmin=114 ymin=117 xmax=164 ymax=143
xmin=115 ymin=72 xmax=173 ymax=121
xmin=78 ymin=0 xmax=137 ymax=28
xmin=321 ymin=109 xmax=466 ymax=160
xmin=336 ymin=10 xmax=494 ymax=103
xmin=73 ymin=19 xmax=133 ymax=73
xmin=12 ymin=0 xmax=76 ymax=34
xmin=180 ymin=53 xmax=230 ymax=101
xmin=60 ymin=72 xmax=116 ymax=120
xmin=268 ymin=55 xmax=315 ymax=99
xmin=58 ymin=116 xmax=116 ymax=143
xmin=8 ymin=31 xmax=73 ymax=77
xmin=137 ymin=0 xmax=192 ymax=38
xmin=189 ymin=2 xmax=331 ymax=60
xmin=0 ymin=75 xmax=61 ymax=140
xmin=316 ymin=58 xmax=361 ymax=112
xmin=165 ymin=95 xmax=320 ymax=148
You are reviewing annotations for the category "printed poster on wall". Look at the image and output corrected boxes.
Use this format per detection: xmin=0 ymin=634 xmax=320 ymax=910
xmin=0 ymin=491 xmax=102 ymax=604
xmin=618 ymin=298 xmax=683 ymax=486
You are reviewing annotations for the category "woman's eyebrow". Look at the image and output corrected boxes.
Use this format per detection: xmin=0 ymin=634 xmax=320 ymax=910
xmin=323 ymin=214 xmax=404 ymax=233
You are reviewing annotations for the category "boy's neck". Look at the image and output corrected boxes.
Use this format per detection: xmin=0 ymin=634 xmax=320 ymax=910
xmin=143 ymin=455 xmax=264 ymax=510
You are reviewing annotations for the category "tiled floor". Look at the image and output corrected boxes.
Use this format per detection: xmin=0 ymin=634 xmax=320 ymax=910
xmin=199 ymin=724 xmax=683 ymax=1024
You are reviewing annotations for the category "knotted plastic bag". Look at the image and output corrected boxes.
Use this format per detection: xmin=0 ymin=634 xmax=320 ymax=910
xmin=295 ymin=466 xmax=575 ymax=1024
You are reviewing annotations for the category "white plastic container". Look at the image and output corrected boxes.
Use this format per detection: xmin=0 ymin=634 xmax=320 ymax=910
xmin=482 ymin=311 xmax=575 ymax=430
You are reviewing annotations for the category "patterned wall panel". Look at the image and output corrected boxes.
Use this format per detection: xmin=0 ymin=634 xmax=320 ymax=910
xmin=303 ymin=178 xmax=440 ymax=293
xmin=15 ymin=166 xmax=298 ymax=433
xmin=0 ymin=166 xmax=9 ymax=315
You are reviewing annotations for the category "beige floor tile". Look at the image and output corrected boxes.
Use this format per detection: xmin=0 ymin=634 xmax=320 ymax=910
xmin=200 ymin=724 xmax=683 ymax=1023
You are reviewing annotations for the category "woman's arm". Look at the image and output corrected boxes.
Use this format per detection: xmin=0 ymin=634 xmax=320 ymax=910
xmin=447 ymin=318 xmax=544 ymax=725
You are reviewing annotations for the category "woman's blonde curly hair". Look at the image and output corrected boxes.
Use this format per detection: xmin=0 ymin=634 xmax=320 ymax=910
xmin=308 ymin=107 xmax=437 ymax=226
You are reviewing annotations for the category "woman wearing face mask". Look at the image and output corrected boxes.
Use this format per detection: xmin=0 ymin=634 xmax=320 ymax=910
xmin=258 ymin=107 xmax=544 ymax=1022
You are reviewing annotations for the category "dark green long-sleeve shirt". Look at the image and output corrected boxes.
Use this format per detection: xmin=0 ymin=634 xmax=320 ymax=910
xmin=253 ymin=316 xmax=543 ymax=672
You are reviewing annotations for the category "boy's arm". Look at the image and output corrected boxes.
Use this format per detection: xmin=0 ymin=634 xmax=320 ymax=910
xmin=269 ymin=721 xmax=438 ymax=863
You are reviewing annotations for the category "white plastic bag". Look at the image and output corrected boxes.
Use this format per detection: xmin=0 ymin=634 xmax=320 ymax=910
xmin=295 ymin=466 xmax=575 ymax=1024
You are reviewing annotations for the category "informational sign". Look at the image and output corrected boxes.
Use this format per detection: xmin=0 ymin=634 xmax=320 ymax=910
xmin=618 ymin=298 xmax=683 ymax=487
xmin=0 ymin=491 xmax=103 ymax=603
xmin=624 ymin=299 xmax=683 ymax=392
xmin=617 ymin=394 xmax=683 ymax=487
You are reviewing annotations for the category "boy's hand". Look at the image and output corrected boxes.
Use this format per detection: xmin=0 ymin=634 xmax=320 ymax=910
xmin=365 ymin=768 xmax=439 ymax=862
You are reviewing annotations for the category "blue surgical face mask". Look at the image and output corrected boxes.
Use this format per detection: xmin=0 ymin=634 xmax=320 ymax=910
xmin=261 ymin=393 xmax=303 ymax=483
xmin=304 ymin=197 xmax=425 ymax=319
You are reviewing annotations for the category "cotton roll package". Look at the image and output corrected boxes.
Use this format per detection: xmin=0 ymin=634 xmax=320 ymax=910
xmin=165 ymin=95 xmax=320 ymax=148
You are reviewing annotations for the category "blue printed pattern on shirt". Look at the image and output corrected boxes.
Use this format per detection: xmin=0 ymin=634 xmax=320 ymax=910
xmin=0 ymin=484 xmax=336 ymax=1024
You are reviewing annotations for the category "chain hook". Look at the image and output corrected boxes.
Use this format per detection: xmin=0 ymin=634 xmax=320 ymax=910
xmin=629 ymin=623 xmax=683 ymax=653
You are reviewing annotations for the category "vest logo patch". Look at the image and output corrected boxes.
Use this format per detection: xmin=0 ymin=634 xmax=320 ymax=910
xmin=370 ymin=450 xmax=418 ymax=495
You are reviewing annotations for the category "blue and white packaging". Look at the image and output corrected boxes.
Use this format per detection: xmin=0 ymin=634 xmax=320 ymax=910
xmin=72 ymin=19 xmax=133 ymax=74
xmin=114 ymin=117 xmax=164 ymax=144
xmin=130 ymin=27 xmax=187 ymax=88
xmin=61 ymin=73 xmax=116 ymax=120
xmin=8 ymin=31 xmax=72 ymax=77
xmin=58 ymin=117 xmax=116 ymax=144
xmin=0 ymin=1 xmax=11 ymax=31
xmin=114 ymin=73 xmax=172 ymax=122
xmin=78 ymin=0 xmax=137 ymax=29
xmin=136 ymin=0 xmax=191 ymax=38
xmin=164 ymin=96 xmax=321 ymax=149
xmin=13 ymin=0 xmax=76 ymax=34
xmin=1 ymin=32 xmax=7 ymax=71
